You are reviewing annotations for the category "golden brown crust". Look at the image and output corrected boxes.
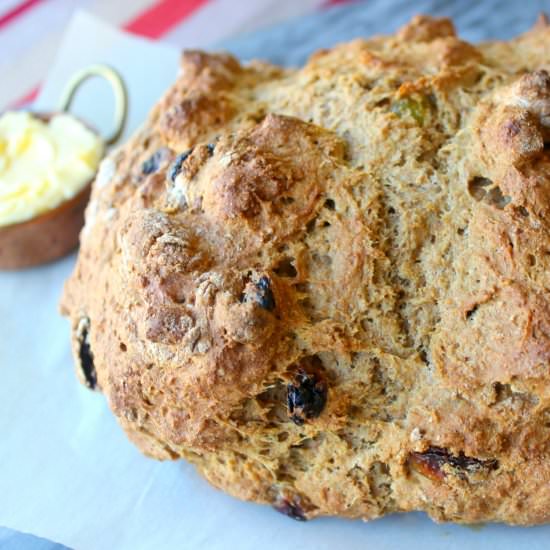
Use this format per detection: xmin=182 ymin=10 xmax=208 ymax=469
xmin=61 ymin=15 xmax=550 ymax=524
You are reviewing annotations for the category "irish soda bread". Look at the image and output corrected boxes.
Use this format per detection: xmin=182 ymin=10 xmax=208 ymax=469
xmin=61 ymin=15 xmax=550 ymax=524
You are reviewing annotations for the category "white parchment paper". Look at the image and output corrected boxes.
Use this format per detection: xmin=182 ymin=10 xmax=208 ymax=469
xmin=1 ymin=11 xmax=550 ymax=550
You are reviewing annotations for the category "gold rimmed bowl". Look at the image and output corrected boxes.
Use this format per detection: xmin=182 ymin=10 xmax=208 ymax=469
xmin=0 ymin=65 xmax=127 ymax=269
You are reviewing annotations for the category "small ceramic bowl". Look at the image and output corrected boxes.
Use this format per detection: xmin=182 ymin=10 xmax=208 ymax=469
xmin=0 ymin=64 xmax=127 ymax=270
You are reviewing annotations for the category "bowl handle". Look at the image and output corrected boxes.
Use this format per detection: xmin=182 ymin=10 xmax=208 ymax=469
xmin=57 ymin=64 xmax=128 ymax=146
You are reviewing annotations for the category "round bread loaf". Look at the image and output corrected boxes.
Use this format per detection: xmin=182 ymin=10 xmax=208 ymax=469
xmin=61 ymin=15 xmax=550 ymax=524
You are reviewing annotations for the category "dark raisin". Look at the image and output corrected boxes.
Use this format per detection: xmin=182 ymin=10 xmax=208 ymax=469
xmin=287 ymin=369 xmax=327 ymax=425
xmin=255 ymin=276 xmax=275 ymax=311
xmin=273 ymin=497 xmax=307 ymax=521
xmin=468 ymin=176 xmax=492 ymax=201
xmin=169 ymin=149 xmax=192 ymax=181
xmin=485 ymin=185 xmax=511 ymax=209
xmin=465 ymin=303 xmax=479 ymax=320
xmin=409 ymin=446 xmax=499 ymax=481
xmin=240 ymin=274 xmax=276 ymax=311
xmin=516 ymin=205 xmax=529 ymax=217
xmin=78 ymin=326 xmax=97 ymax=390
xmin=324 ymin=198 xmax=335 ymax=210
xmin=207 ymin=143 xmax=216 ymax=155
xmin=141 ymin=150 xmax=163 ymax=175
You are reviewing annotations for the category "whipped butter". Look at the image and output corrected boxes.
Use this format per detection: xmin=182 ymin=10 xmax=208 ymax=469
xmin=0 ymin=111 xmax=103 ymax=227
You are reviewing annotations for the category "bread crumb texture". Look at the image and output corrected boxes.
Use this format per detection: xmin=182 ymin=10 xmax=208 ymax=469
xmin=61 ymin=15 xmax=550 ymax=524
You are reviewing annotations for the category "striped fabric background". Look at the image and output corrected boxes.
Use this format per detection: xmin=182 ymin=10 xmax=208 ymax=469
xmin=0 ymin=0 xmax=351 ymax=111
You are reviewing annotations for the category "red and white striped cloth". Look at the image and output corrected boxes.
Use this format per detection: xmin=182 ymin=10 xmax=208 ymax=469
xmin=0 ymin=0 xmax=350 ymax=111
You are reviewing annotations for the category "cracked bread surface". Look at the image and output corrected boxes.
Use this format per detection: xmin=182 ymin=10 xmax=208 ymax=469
xmin=61 ymin=14 xmax=550 ymax=524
